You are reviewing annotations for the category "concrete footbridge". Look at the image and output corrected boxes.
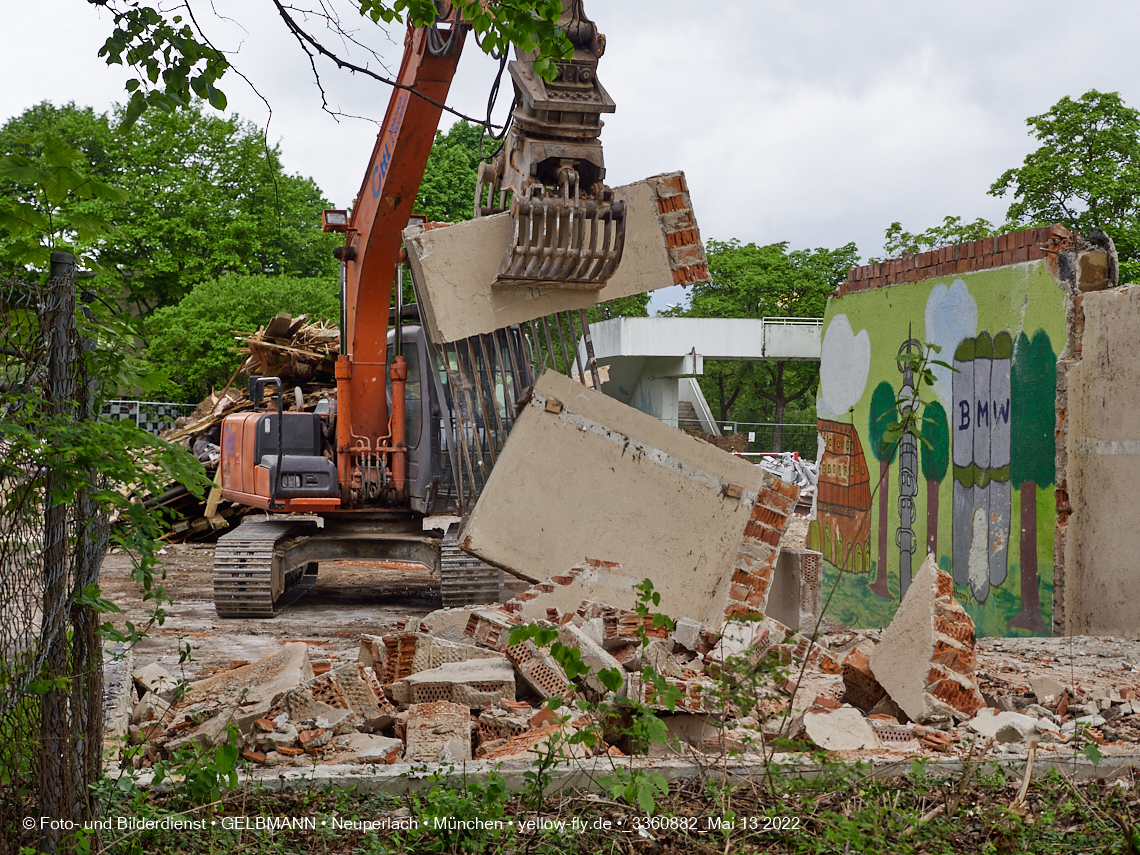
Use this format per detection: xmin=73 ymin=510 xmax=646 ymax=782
xmin=578 ymin=317 xmax=822 ymax=430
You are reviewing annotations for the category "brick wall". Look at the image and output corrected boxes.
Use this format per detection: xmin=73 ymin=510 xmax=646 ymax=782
xmin=839 ymin=225 xmax=1074 ymax=295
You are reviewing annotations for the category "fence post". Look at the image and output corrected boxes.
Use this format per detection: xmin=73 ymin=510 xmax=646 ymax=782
xmin=40 ymin=251 xmax=78 ymax=851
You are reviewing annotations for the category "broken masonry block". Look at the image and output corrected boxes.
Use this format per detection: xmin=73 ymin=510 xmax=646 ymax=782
xmin=464 ymin=608 xmax=524 ymax=652
xmin=626 ymin=673 xmax=713 ymax=713
xmin=336 ymin=732 xmax=404 ymax=765
xmin=601 ymin=612 xmax=669 ymax=649
xmin=672 ymin=617 xmax=706 ymax=653
xmin=636 ymin=639 xmax=684 ymax=679
xmin=506 ymin=562 xmax=644 ymax=623
xmin=557 ymin=622 xmax=626 ymax=696
xmin=481 ymin=723 xmax=586 ymax=761
xmin=506 ymin=639 xmax=570 ymax=700
xmin=869 ymin=554 xmax=985 ymax=722
xmin=389 ymin=658 xmax=516 ymax=709
xmin=379 ymin=632 xmax=506 ymax=684
xmin=403 ymin=701 xmax=473 ymax=763
xmin=476 ymin=707 xmax=531 ymax=748
xmin=416 ymin=607 xmax=487 ymax=643
xmin=840 ymin=642 xmax=886 ymax=712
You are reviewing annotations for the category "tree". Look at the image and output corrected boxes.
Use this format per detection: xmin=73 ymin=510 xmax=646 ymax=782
xmin=0 ymin=101 xmax=340 ymax=311
xmin=991 ymin=90 xmax=1140 ymax=281
xmin=920 ymin=400 xmax=949 ymax=561
xmin=879 ymin=216 xmax=1002 ymax=260
xmin=415 ymin=120 xmax=488 ymax=223
xmin=867 ymin=381 xmax=897 ymax=599
xmin=85 ymin=0 xmax=573 ymax=126
xmin=144 ymin=273 xmax=340 ymax=402
xmin=1007 ymin=329 xmax=1055 ymax=633
xmin=684 ymin=239 xmax=859 ymax=450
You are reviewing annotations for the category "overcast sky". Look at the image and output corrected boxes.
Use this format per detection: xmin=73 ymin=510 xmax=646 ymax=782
xmin=5 ymin=1 xmax=1140 ymax=312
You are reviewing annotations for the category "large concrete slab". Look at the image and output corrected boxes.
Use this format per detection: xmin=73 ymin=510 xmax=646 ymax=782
xmin=458 ymin=370 xmax=795 ymax=627
xmin=403 ymin=172 xmax=708 ymax=343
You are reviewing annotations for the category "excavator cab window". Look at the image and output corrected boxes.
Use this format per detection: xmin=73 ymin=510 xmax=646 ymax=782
xmin=385 ymin=339 xmax=422 ymax=449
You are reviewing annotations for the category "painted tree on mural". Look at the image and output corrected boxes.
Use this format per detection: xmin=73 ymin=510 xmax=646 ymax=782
xmin=1008 ymin=330 xmax=1056 ymax=633
xmin=920 ymin=401 xmax=950 ymax=562
xmin=868 ymin=381 xmax=897 ymax=598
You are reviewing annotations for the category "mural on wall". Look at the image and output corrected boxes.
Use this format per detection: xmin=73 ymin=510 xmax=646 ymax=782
xmin=812 ymin=422 xmax=872 ymax=572
xmin=952 ymin=332 xmax=1012 ymax=604
xmin=814 ymin=265 xmax=1063 ymax=637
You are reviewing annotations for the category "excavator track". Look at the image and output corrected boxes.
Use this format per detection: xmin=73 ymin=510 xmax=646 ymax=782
xmin=213 ymin=519 xmax=301 ymax=618
xmin=440 ymin=524 xmax=503 ymax=607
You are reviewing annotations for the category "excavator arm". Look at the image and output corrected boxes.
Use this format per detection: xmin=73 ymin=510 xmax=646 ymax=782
xmin=323 ymin=11 xmax=467 ymax=505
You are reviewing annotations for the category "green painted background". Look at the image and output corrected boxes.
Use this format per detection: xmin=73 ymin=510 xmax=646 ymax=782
xmin=811 ymin=261 xmax=1065 ymax=637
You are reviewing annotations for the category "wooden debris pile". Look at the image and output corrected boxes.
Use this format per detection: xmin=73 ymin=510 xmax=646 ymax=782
xmin=236 ymin=312 xmax=339 ymax=387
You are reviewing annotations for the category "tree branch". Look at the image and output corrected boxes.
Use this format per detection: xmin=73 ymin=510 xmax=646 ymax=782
xmin=269 ymin=0 xmax=499 ymax=128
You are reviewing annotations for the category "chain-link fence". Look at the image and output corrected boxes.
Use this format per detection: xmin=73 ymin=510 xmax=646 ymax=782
xmin=0 ymin=255 xmax=108 ymax=853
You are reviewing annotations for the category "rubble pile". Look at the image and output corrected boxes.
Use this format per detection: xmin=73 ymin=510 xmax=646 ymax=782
xmin=118 ymin=545 xmax=1140 ymax=769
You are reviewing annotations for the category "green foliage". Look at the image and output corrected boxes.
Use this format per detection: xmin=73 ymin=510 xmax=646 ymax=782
xmin=86 ymin=0 xmax=571 ymax=126
xmin=878 ymin=215 xmax=1002 ymax=260
xmin=153 ymin=729 xmax=241 ymax=805
xmin=600 ymin=766 xmax=670 ymax=814
xmin=991 ymin=90 xmax=1140 ymax=281
xmin=677 ymin=239 xmax=858 ymax=434
xmin=1010 ymin=330 xmax=1057 ymax=487
xmin=880 ymin=343 xmax=954 ymax=450
xmin=414 ymin=120 xmax=486 ymax=223
xmin=0 ymin=101 xmax=340 ymax=309
xmin=0 ymin=131 xmax=127 ymax=271
xmin=143 ymin=273 xmax=339 ymax=402
xmin=919 ymin=400 xmax=949 ymax=481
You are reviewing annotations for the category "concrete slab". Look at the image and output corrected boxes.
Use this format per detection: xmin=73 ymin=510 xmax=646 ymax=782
xmin=460 ymin=370 xmax=796 ymax=626
xmin=389 ymin=658 xmax=516 ymax=708
xmin=404 ymin=172 xmax=708 ymax=343
xmin=404 ymin=701 xmax=472 ymax=763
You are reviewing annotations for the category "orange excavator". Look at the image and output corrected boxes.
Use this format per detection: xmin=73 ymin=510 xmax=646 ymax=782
xmin=213 ymin=1 xmax=623 ymax=616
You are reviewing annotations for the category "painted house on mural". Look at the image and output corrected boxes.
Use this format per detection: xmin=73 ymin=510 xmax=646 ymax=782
xmin=809 ymin=225 xmax=1112 ymax=638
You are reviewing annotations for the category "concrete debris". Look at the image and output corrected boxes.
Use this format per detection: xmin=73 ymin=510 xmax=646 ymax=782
xmin=374 ymin=632 xmax=504 ymax=684
xmin=1029 ymin=675 xmax=1067 ymax=706
xmin=132 ymin=662 xmax=179 ymax=702
xmin=506 ymin=560 xmax=644 ymax=623
xmin=839 ymin=641 xmax=885 ymax=712
xmin=390 ymin=658 xmax=516 ymax=708
xmin=506 ymin=638 xmax=570 ymax=700
xmin=184 ymin=641 xmax=314 ymax=707
xmin=557 ymin=622 xmax=625 ymax=696
xmin=869 ymin=554 xmax=984 ymax=722
xmin=802 ymin=706 xmax=880 ymax=751
xmin=335 ymin=732 xmax=404 ymax=765
xmin=403 ymin=701 xmax=472 ymax=763
xmin=966 ymin=709 xmax=1061 ymax=743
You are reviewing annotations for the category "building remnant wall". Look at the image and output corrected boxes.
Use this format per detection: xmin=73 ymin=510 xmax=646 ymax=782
xmin=1057 ymin=284 xmax=1140 ymax=635
xmin=458 ymin=370 xmax=795 ymax=628
xmin=813 ymin=226 xmax=1078 ymax=637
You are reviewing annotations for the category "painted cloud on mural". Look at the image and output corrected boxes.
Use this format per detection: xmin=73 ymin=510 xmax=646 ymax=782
xmin=818 ymin=314 xmax=871 ymax=419
xmin=925 ymin=279 xmax=978 ymax=408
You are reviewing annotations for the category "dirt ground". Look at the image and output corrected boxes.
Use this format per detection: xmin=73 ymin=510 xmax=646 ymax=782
xmin=100 ymin=543 xmax=530 ymax=681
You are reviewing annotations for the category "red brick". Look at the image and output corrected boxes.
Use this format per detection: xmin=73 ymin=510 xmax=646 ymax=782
xmin=1012 ymin=246 xmax=1028 ymax=264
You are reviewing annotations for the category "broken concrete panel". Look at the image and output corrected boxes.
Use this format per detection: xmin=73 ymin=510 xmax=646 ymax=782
xmin=404 ymin=172 xmax=708 ymax=344
xmin=132 ymin=662 xmax=178 ymax=702
xmin=330 ymin=664 xmax=384 ymax=722
xmin=337 ymin=733 xmax=404 ymax=765
xmin=506 ymin=560 xmax=645 ymax=623
xmin=476 ymin=707 xmax=531 ymax=747
xmin=252 ymin=724 xmax=300 ymax=752
xmin=102 ymin=644 xmax=135 ymax=750
xmin=461 ymin=370 xmax=793 ymax=626
xmin=164 ymin=709 xmax=236 ymax=756
xmin=184 ymin=642 xmax=313 ymax=707
xmin=403 ymin=701 xmax=472 ymax=763
xmin=869 ymin=555 xmax=984 ymax=722
xmin=639 ymin=639 xmax=684 ymax=679
xmin=802 ymin=707 xmax=880 ymax=751
xmin=557 ymin=622 xmax=625 ymax=696
xmin=389 ymin=658 xmax=516 ymax=708
xmin=705 ymin=615 xmax=789 ymax=674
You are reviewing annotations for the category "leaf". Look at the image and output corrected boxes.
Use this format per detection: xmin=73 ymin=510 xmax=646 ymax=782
xmin=1083 ymin=740 xmax=1103 ymax=766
